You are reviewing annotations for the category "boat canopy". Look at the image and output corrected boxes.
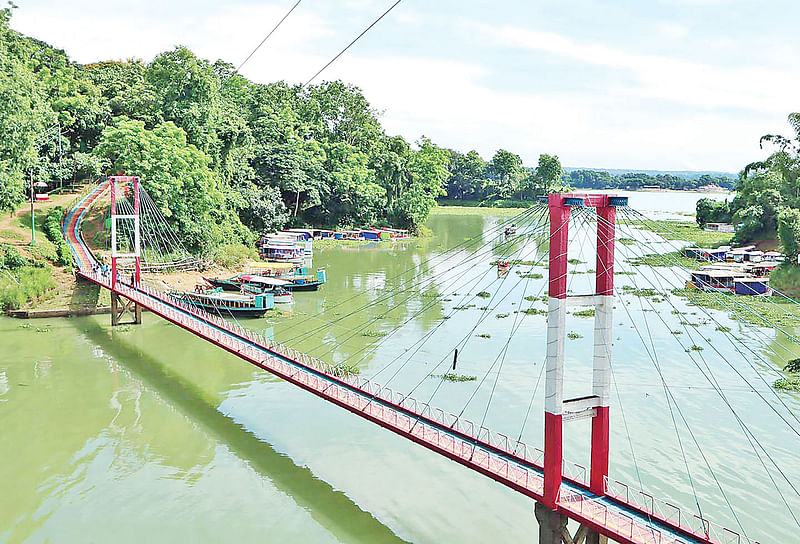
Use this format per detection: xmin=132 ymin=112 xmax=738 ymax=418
xmin=240 ymin=275 xmax=291 ymax=286
xmin=247 ymin=261 xmax=296 ymax=270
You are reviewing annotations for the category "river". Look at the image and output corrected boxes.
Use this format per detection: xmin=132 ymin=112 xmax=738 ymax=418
xmin=2 ymin=191 xmax=798 ymax=543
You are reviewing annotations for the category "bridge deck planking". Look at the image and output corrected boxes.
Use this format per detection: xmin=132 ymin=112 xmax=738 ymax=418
xmin=62 ymin=179 xmax=741 ymax=544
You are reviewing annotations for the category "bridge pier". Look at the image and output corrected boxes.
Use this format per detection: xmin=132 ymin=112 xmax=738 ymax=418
xmin=534 ymin=503 xmax=608 ymax=544
xmin=111 ymin=292 xmax=142 ymax=326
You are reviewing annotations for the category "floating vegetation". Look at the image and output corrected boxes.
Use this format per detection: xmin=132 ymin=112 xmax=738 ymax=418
xmin=362 ymin=330 xmax=387 ymax=338
xmin=687 ymin=345 xmax=704 ymax=352
xmin=627 ymin=252 xmax=696 ymax=268
xmin=671 ymin=310 xmax=686 ymax=315
xmin=618 ymin=237 xmax=635 ymax=246
xmin=627 ymin=220 xmax=732 ymax=247
xmin=520 ymin=273 xmax=544 ymax=279
xmin=773 ymin=377 xmax=800 ymax=391
xmin=523 ymin=307 xmax=547 ymax=316
xmin=785 ymin=358 xmax=800 ymax=373
xmin=476 ymin=291 xmax=491 ymax=298
xmin=479 ymin=306 xmax=489 ymax=310
xmin=490 ymin=259 xmax=538 ymax=266
xmin=567 ymin=332 xmax=583 ymax=340
xmin=627 ymin=288 xmax=659 ymax=297
xmin=614 ymin=271 xmax=637 ymax=276
xmin=671 ymin=330 xmax=682 ymax=335
xmin=523 ymin=295 xmax=538 ymax=302
xmin=453 ymin=304 xmax=476 ymax=310
xmin=572 ymin=309 xmax=596 ymax=318
xmin=335 ymin=362 xmax=360 ymax=375
xmin=671 ymin=288 xmax=800 ymax=327
xmin=567 ymin=259 xmax=584 ymax=265
xmin=433 ymin=373 xmax=477 ymax=382
xmin=35 ymin=327 xmax=50 ymax=333
xmin=495 ymin=313 xmax=510 ymax=319
xmin=476 ymin=333 xmax=491 ymax=339
xmin=18 ymin=323 xmax=32 ymax=329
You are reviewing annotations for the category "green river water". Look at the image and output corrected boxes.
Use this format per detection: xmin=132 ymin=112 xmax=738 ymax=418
xmin=2 ymin=197 xmax=799 ymax=543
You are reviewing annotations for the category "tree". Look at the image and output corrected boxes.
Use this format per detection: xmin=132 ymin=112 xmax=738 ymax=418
xmin=695 ymin=198 xmax=731 ymax=228
xmin=523 ymin=153 xmax=563 ymax=198
xmin=777 ymin=207 xmax=800 ymax=259
xmin=446 ymin=149 xmax=487 ymax=200
xmin=487 ymin=149 xmax=523 ymax=199
xmin=398 ymin=137 xmax=449 ymax=227
xmin=0 ymin=6 xmax=53 ymax=212
xmin=93 ymin=118 xmax=250 ymax=251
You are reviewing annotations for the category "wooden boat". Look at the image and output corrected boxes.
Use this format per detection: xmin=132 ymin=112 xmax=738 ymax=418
xmin=206 ymin=269 xmax=326 ymax=293
xmin=172 ymin=287 xmax=274 ymax=317
xmin=258 ymin=240 xmax=305 ymax=262
xmin=236 ymin=275 xmax=295 ymax=303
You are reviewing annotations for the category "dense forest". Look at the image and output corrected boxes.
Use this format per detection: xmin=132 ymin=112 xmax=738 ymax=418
xmin=0 ymin=7 xmax=570 ymax=254
xmin=695 ymin=113 xmax=800 ymax=260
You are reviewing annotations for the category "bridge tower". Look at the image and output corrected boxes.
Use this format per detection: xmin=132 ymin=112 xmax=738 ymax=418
xmin=109 ymin=175 xmax=142 ymax=326
xmin=537 ymin=193 xmax=626 ymax=544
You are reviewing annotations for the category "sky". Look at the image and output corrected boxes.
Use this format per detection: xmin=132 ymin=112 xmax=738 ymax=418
xmin=8 ymin=0 xmax=799 ymax=173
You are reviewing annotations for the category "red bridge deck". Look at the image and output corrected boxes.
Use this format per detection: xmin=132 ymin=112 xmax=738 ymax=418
xmin=62 ymin=180 xmax=747 ymax=544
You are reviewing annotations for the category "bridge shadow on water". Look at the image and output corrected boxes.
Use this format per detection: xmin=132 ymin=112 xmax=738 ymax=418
xmin=75 ymin=318 xmax=409 ymax=544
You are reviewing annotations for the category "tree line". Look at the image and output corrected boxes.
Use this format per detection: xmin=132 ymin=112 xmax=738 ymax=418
xmin=0 ymin=7 xmax=575 ymax=256
xmin=565 ymin=170 xmax=735 ymax=191
xmin=695 ymin=113 xmax=800 ymax=259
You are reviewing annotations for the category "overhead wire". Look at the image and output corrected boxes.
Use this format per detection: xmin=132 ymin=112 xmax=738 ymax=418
xmin=594 ymin=208 xmax=799 ymax=530
xmin=303 ymin=0 xmax=403 ymax=87
xmin=237 ymin=0 xmax=303 ymax=71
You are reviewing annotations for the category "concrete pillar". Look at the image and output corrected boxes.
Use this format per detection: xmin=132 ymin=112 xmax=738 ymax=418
xmin=586 ymin=529 xmax=608 ymax=544
xmin=111 ymin=291 xmax=120 ymax=326
xmin=535 ymin=502 xmax=567 ymax=544
xmin=134 ymin=301 xmax=142 ymax=324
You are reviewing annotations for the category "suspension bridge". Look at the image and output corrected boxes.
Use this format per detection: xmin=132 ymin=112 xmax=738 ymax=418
xmin=61 ymin=176 xmax=800 ymax=544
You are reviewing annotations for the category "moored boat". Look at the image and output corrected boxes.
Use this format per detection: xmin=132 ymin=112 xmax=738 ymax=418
xmin=237 ymin=275 xmax=295 ymax=303
xmin=171 ymin=287 xmax=274 ymax=316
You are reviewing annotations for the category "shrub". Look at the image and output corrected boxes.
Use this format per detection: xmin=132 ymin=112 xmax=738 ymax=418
xmin=0 ymin=266 xmax=56 ymax=310
xmin=212 ymin=243 xmax=258 ymax=269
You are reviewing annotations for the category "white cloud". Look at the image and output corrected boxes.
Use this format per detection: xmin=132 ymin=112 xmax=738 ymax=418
xmin=485 ymin=24 xmax=799 ymax=115
xmin=657 ymin=23 xmax=689 ymax=40
xmin=8 ymin=2 xmax=789 ymax=171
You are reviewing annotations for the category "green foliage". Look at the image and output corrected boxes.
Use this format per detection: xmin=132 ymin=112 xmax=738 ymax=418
xmin=565 ymin=169 xmax=735 ymax=191
xmin=523 ymin=307 xmax=547 ymax=315
xmin=777 ymin=207 xmax=800 ymax=258
xmin=671 ymin=287 xmax=800 ymax=327
xmin=432 ymin=373 xmax=477 ymax=382
xmin=0 ymin=244 xmax=27 ymax=270
xmin=567 ymin=332 xmax=582 ymax=339
xmin=41 ymin=206 xmax=71 ymax=266
xmin=629 ymin=220 xmax=732 ymax=248
xmin=784 ymin=358 xmax=800 ymax=373
xmin=773 ymin=377 xmax=800 ymax=391
xmin=0 ymin=266 xmax=56 ymax=310
xmin=695 ymin=198 xmax=732 ymax=227
xmin=476 ymin=333 xmax=491 ymax=338
xmin=211 ymin=243 xmax=258 ymax=269
xmin=572 ymin=308 xmax=596 ymax=317
xmin=476 ymin=291 xmax=491 ymax=298
xmin=770 ymin=262 xmax=800 ymax=297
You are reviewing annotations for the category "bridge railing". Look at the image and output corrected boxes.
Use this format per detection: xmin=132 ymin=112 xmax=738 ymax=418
xmin=85 ymin=275 xmax=754 ymax=544
xmin=604 ymin=477 xmax=755 ymax=544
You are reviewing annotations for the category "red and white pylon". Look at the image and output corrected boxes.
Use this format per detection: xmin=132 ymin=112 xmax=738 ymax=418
xmin=543 ymin=193 xmax=622 ymax=507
